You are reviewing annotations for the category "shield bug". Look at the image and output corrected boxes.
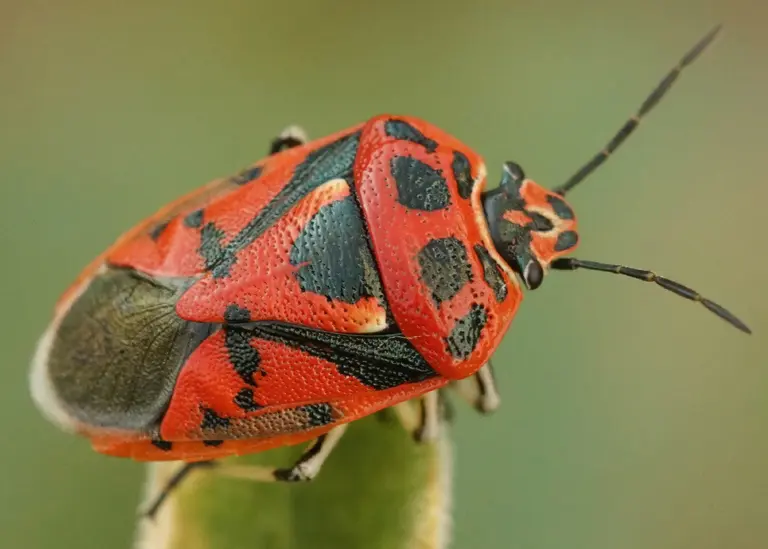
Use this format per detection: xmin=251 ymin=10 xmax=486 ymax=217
xmin=30 ymin=25 xmax=749 ymax=517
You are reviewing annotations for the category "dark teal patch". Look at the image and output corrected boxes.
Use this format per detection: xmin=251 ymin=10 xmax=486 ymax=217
xmin=290 ymin=196 xmax=385 ymax=304
xmin=547 ymin=194 xmax=575 ymax=220
xmin=231 ymin=166 xmax=263 ymax=186
xmin=149 ymin=221 xmax=171 ymax=241
xmin=554 ymin=230 xmax=579 ymax=252
xmin=385 ymin=119 xmax=438 ymax=152
xmin=200 ymin=407 xmax=231 ymax=431
xmin=417 ymin=237 xmax=474 ymax=306
xmin=391 ymin=156 xmax=451 ymax=212
xmin=452 ymin=151 xmax=474 ymax=199
xmin=234 ymin=388 xmax=263 ymax=412
xmin=212 ymin=131 xmax=361 ymax=278
xmin=184 ymin=209 xmax=204 ymax=229
xmin=224 ymin=327 xmax=262 ymax=386
xmin=445 ymin=303 xmax=488 ymax=360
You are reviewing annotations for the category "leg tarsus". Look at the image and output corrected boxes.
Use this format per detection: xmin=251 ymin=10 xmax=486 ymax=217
xmin=216 ymin=424 xmax=348 ymax=484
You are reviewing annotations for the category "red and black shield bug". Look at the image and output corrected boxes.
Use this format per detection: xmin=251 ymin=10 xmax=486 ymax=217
xmin=30 ymin=26 xmax=750 ymax=517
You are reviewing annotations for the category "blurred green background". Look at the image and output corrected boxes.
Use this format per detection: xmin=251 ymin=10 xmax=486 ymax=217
xmin=1 ymin=0 xmax=765 ymax=547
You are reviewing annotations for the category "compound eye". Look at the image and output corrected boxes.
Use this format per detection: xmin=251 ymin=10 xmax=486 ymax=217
xmin=524 ymin=260 xmax=544 ymax=290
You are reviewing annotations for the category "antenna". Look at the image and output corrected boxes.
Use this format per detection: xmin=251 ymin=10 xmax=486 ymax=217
xmin=553 ymin=25 xmax=722 ymax=196
xmin=550 ymin=257 xmax=751 ymax=334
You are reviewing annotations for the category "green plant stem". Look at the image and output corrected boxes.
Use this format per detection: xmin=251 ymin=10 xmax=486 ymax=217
xmin=133 ymin=403 xmax=452 ymax=549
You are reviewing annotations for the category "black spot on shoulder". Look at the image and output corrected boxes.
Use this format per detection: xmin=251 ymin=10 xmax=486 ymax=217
xmin=547 ymin=194 xmax=575 ymax=220
xmin=184 ymin=209 xmax=204 ymax=229
xmin=418 ymin=238 xmax=473 ymax=306
xmin=211 ymin=131 xmax=361 ymax=279
xmin=251 ymin=323 xmax=438 ymax=391
xmin=452 ymin=151 xmax=474 ymax=199
xmin=385 ymin=119 xmax=438 ymax=152
xmin=199 ymin=222 xmax=226 ymax=271
xmin=149 ymin=221 xmax=171 ymax=241
xmin=302 ymin=403 xmax=334 ymax=427
xmin=231 ymin=166 xmax=263 ymax=186
xmin=203 ymin=439 xmax=224 ymax=447
xmin=446 ymin=304 xmax=488 ymax=360
xmin=224 ymin=327 xmax=261 ymax=386
xmin=391 ymin=156 xmax=450 ymax=211
xmin=290 ymin=196 xmax=385 ymax=304
xmin=224 ymin=304 xmax=251 ymax=323
xmin=151 ymin=439 xmax=172 ymax=451
xmin=234 ymin=387 xmax=263 ymax=412
xmin=474 ymin=245 xmax=508 ymax=302
xmin=201 ymin=407 xmax=231 ymax=431
xmin=555 ymin=230 xmax=579 ymax=251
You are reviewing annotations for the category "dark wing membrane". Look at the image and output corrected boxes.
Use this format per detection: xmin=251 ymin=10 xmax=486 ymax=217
xmin=44 ymin=268 xmax=212 ymax=432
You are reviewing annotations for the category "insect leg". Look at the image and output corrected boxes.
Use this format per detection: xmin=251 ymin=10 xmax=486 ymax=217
xmin=214 ymin=424 xmax=348 ymax=483
xmin=141 ymin=460 xmax=215 ymax=520
xmin=393 ymin=391 xmax=446 ymax=443
xmin=269 ymin=125 xmax=309 ymax=155
xmin=449 ymin=362 xmax=501 ymax=414
xmin=414 ymin=390 xmax=442 ymax=442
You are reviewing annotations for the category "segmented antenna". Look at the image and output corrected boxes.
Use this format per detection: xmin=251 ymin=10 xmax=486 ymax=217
xmin=553 ymin=25 xmax=722 ymax=196
xmin=550 ymin=257 xmax=751 ymax=334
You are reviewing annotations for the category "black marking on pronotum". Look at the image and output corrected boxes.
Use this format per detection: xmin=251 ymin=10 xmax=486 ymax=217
xmin=231 ymin=166 xmax=263 ymax=186
xmin=211 ymin=132 xmax=361 ymax=278
xmin=474 ymin=245 xmax=508 ymax=303
xmin=151 ymin=439 xmax=173 ymax=451
xmin=303 ymin=403 xmax=335 ymax=427
xmin=546 ymin=194 xmax=575 ymax=220
xmin=200 ymin=407 xmax=231 ymax=431
xmin=418 ymin=238 xmax=474 ymax=306
xmin=251 ymin=322 xmax=438 ymax=391
xmin=452 ymin=151 xmax=474 ymax=199
xmin=555 ymin=230 xmax=579 ymax=252
xmin=203 ymin=439 xmax=224 ymax=447
xmin=391 ymin=156 xmax=451 ymax=212
xmin=233 ymin=388 xmax=263 ymax=412
xmin=446 ymin=304 xmax=488 ymax=360
xmin=224 ymin=304 xmax=251 ymax=323
xmin=149 ymin=221 xmax=171 ymax=241
xmin=224 ymin=327 xmax=261 ymax=386
xmin=184 ymin=209 xmax=204 ymax=229
xmin=199 ymin=222 xmax=226 ymax=271
xmin=385 ymin=119 xmax=438 ymax=152
xmin=290 ymin=196 xmax=384 ymax=304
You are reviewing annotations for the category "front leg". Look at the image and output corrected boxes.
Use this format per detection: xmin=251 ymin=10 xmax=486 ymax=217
xmin=141 ymin=424 xmax=347 ymax=520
